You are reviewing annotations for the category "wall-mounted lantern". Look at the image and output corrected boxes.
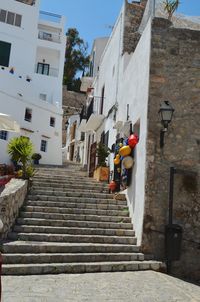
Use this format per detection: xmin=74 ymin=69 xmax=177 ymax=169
xmin=159 ymin=101 xmax=175 ymax=148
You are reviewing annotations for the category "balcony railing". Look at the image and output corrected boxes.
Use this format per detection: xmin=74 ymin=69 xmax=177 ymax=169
xmin=39 ymin=11 xmax=62 ymax=24
xmin=15 ymin=0 xmax=36 ymax=6
xmin=35 ymin=65 xmax=59 ymax=77
xmin=38 ymin=30 xmax=61 ymax=44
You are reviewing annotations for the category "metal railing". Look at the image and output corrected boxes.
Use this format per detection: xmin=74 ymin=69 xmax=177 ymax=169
xmin=35 ymin=65 xmax=59 ymax=77
xmin=39 ymin=11 xmax=62 ymax=24
xmin=38 ymin=30 xmax=61 ymax=44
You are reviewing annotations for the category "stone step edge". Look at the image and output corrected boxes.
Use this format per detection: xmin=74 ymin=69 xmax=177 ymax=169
xmin=26 ymin=197 xmax=126 ymax=205
xmin=3 ymin=252 xmax=144 ymax=257
xmin=19 ymin=211 xmax=131 ymax=221
xmin=30 ymin=187 xmax=109 ymax=193
xmin=2 ymin=261 xmax=165 ymax=275
xmin=9 ymin=232 xmax=136 ymax=241
xmin=14 ymin=225 xmax=134 ymax=234
xmin=2 ymin=241 xmax=141 ymax=253
xmin=16 ymin=218 xmax=133 ymax=229
xmin=3 ymin=253 xmax=145 ymax=263
xmin=25 ymin=201 xmax=128 ymax=210
xmin=22 ymin=206 xmax=129 ymax=217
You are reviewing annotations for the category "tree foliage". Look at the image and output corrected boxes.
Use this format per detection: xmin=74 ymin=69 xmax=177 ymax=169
xmin=97 ymin=143 xmax=110 ymax=167
xmin=163 ymin=0 xmax=180 ymax=20
xmin=63 ymin=28 xmax=90 ymax=92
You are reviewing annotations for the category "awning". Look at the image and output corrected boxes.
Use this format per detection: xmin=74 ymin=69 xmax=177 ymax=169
xmin=78 ymin=119 xmax=87 ymax=132
xmin=0 ymin=113 xmax=20 ymax=132
xmin=85 ymin=114 xmax=105 ymax=132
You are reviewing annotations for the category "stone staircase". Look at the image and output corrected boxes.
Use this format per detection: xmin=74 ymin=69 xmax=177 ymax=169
xmin=2 ymin=164 xmax=164 ymax=275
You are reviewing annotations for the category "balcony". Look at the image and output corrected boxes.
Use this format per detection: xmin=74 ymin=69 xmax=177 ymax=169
xmin=15 ymin=0 xmax=36 ymax=6
xmin=35 ymin=65 xmax=59 ymax=77
xmin=38 ymin=30 xmax=61 ymax=44
xmin=39 ymin=11 xmax=62 ymax=24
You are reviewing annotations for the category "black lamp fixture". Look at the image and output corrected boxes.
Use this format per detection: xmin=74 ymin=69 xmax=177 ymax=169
xmin=159 ymin=101 xmax=175 ymax=148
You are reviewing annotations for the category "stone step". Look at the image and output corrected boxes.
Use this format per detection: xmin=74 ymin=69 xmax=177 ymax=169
xmin=27 ymin=195 xmax=126 ymax=205
xmin=31 ymin=186 xmax=109 ymax=194
xmin=16 ymin=218 xmax=133 ymax=230
xmin=19 ymin=211 xmax=131 ymax=223
xmin=29 ymin=190 xmax=112 ymax=200
xmin=31 ymin=178 xmax=108 ymax=189
xmin=33 ymin=175 xmax=99 ymax=182
xmin=31 ymin=185 xmax=108 ymax=194
xmin=22 ymin=206 xmax=130 ymax=218
xmin=3 ymin=252 xmax=144 ymax=264
xmin=25 ymin=200 xmax=128 ymax=211
xmin=2 ymin=261 xmax=164 ymax=275
xmin=13 ymin=225 xmax=135 ymax=237
xmin=35 ymin=167 xmax=84 ymax=173
xmin=35 ymin=172 xmax=88 ymax=178
xmin=8 ymin=232 xmax=137 ymax=245
xmin=2 ymin=242 xmax=140 ymax=254
xmin=31 ymin=182 xmax=108 ymax=191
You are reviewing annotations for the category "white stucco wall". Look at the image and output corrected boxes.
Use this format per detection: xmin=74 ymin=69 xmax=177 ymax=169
xmin=91 ymin=4 xmax=152 ymax=245
xmin=90 ymin=37 xmax=109 ymax=77
xmin=119 ymin=19 xmax=152 ymax=245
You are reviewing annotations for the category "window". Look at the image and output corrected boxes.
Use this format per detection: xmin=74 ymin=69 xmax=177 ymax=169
xmin=0 ymin=9 xmax=22 ymax=27
xmin=40 ymin=140 xmax=47 ymax=152
xmin=80 ymin=132 xmax=85 ymax=141
xmin=15 ymin=14 xmax=22 ymax=27
xmin=43 ymin=32 xmax=52 ymax=41
xmin=6 ymin=11 xmax=15 ymax=25
xmin=0 ymin=10 xmax=6 ymax=22
xmin=100 ymin=85 xmax=105 ymax=115
xmin=50 ymin=117 xmax=55 ymax=127
xmin=39 ymin=93 xmax=47 ymax=101
xmin=24 ymin=108 xmax=32 ymax=122
xmin=0 ymin=131 xmax=8 ymax=140
xmin=0 ymin=41 xmax=11 ymax=67
xmin=100 ymin=130 xmax=109 ymax=147
xmin=37 ymin=63 xmax=50 ymax=76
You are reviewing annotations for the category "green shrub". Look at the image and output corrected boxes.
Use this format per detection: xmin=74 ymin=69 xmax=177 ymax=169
xmin=96 ymin=143 xmax=110 ymax=167
xmin=7 ymin=137 xmax=34 ymax=179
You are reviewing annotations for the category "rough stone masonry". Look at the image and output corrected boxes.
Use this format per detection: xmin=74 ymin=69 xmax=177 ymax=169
xmin=143 ymin=17 xmax=200 ymax=283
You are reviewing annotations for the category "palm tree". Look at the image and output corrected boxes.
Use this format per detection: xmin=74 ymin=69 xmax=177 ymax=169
xmin=7 ymin=136 xmax=33 ymax=179
xmin=163 ymin=0 xmax=180 ymax=21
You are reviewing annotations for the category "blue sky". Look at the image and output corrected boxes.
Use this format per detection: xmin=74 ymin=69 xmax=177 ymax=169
xmin=40 ymin=0 xmax=200 ymax=51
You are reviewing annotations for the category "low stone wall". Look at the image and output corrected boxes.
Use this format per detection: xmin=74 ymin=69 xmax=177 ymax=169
xmin=0 ymin=179 xmax=28 ymax=239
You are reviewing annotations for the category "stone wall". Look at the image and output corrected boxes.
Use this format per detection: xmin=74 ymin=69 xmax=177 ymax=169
xmin=123 ymin=0 xmax=147 ymax=54
xmin=0 ymin=179 xmax=28 ymax=239
xmin=142 ymin=18 xmax=200 ymax=283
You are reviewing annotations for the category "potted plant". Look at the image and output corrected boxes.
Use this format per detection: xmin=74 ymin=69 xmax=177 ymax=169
xmin=93 ymin=143 xmax=110 ymax=182
xmin=32 ymin=153 xmax=42 ymax=165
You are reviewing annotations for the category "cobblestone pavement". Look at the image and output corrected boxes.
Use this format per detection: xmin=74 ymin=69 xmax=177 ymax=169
xmin=2 ymin=271 xmax=200 ymax=302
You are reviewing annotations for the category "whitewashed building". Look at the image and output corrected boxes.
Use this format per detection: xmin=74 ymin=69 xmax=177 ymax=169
xmin=80 ymin=0 xmax=155 ymax=244
xmin=63 ymin=113 xmax=85 ymax=164
xmin=0 ymin=0 xmax=66 ymax=165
